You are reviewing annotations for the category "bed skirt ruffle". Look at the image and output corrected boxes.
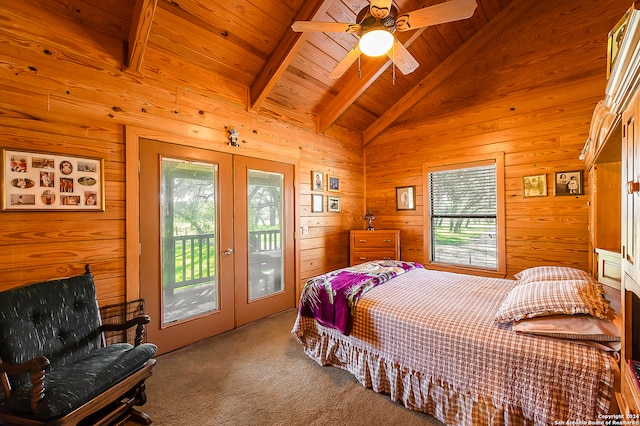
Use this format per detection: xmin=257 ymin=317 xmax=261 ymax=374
xmin=294 ymin=317 xmax=539 ymax=426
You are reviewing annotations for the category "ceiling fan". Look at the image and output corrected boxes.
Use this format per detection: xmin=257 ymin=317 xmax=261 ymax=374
xmin=292 ymin=0 xmax=478 ymax=79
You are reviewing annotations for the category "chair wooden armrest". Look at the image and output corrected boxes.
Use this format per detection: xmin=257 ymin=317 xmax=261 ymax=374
xmin=0 ymin=356 xmax=50 ymax=413
xmin=100 ymin=314 xmax=151 ymax=346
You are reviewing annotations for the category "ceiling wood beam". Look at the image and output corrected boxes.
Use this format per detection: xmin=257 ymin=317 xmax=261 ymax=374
xmin=363 ymin=0 xmax=526 ymax=145
xmin=126 ymin=0 xmax=158 ymax=72
xmin=317 ymin=29 xmax=425 ymax=134
xmin=249 ymin=0 xmax=332 ymax=111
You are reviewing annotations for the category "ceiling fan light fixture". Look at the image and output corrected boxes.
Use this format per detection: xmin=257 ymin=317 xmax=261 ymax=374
xmin=359 ymin=29 xmax=394 ymax=57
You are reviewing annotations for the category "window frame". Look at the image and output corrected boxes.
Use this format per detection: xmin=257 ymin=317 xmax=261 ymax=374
xmin=422 ymin=152 xmax=506 ymax=278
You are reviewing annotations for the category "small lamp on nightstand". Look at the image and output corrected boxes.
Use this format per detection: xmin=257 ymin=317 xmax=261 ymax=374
xmin=362 ymin=209 xmax=376 ymax=230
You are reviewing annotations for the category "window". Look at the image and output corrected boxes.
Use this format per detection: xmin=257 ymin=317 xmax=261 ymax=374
xmin=424 ymin=154 xmax=505 ymax=276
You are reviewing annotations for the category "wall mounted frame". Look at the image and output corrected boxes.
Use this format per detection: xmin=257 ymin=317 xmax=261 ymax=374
xmin=2 ymin=148 xmax=105 ymax=211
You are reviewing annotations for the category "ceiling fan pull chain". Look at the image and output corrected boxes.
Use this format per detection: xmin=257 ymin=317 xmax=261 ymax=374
xmin=358 ymin=56 xmax=361 ymax=79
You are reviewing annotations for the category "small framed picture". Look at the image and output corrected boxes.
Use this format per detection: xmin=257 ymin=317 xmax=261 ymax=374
xmin=327 ymin=175 xmax=340 ymax=192
xmin=522 ymin=174 xmax=547 ymax=197
xmin=311 ymin=170 xmax=324 ymax=191
xmin=327 ymin=196 xmax=340 ymax=212
xmin=554 ymin=171 xmax=584 ymax=196
xmin=396 ymin=186 xmax=415 ymax=210
xmin=607 ymin=9 xmax=630 ymax=79
xmin=312 ymin=194 xmax=323 ymax=213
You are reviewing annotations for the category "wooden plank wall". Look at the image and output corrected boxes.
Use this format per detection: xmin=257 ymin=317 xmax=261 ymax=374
xmin=0 ymin=2 xmax=363 ymax=304
xmin=0 ymin=0 xmax=631 ymax=305
xmin=364 ymin=0 xmax=631 ymax=278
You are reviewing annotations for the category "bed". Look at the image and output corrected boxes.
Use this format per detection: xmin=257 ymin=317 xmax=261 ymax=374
xmin=292 ymin=260 xmax=621 ymax=425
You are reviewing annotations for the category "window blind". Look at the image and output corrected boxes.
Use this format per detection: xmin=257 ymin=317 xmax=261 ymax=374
xmin=428 ymin=163 xmax=498 ymax=270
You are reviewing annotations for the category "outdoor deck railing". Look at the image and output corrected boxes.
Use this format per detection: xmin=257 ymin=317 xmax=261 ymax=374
xmin=249 ymin=229 xmax=281 ymax=252
xmin=165 ymin=230 xmax=281 ymax=293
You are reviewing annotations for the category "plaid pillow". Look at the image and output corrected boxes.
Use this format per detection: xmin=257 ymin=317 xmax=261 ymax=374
xmin=495 ymin=279 xmax=610 ymax=323
xmin=514 ymin=266 xmax=592 ymax=285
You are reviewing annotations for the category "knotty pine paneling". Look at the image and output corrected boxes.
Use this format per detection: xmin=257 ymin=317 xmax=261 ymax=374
xmin=0 ymin=3 xmax=364 ymax=304
xmin=364 ymin=0 xmax=629 ymax=278
xmin=0 ymin=0 xmax=628 ymax=302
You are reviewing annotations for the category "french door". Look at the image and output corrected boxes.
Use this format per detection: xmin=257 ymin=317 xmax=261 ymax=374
xmin=139 ymin=139 xmax=295 ymax=354
xmin=233 ymin=156 xmax=295 ymax=326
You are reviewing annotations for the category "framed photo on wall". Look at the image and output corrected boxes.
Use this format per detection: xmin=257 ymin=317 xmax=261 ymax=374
xmin=554 ymin=170 xmax=584 ymax=196
xmin=327 ymin=196 xmax=340 ymax=212
xmin=2 ymin=148 xmax=105 ymax=211
xmin=396 ymin=186 xmax=415 ymax=210
xmin=607 ymin=9 xmax=630 ymax=79
xmin=311 ymin=170 xmax=324 ymax=191
xmin=327 ymin=175 xmax=340 ymax=192
xmin=312 ymin=194 xmax=323 ymax=213
xmin=522 ymin=174 xmax=547 ymax=197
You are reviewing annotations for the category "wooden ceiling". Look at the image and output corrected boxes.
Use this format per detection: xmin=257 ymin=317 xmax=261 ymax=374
xmin=6 ymin=0 xmax=515 ymax=140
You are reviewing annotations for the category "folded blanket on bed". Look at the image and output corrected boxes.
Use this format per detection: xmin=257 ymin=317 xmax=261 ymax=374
xmin=299 ymin=260 xmax=424 ymax=334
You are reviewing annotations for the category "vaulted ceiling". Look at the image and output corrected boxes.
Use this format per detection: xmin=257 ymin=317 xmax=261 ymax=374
xmin=123 ymin=0 xmax=518 ymax=140
xmin=7 ymin=0 xmax=515 ymax=141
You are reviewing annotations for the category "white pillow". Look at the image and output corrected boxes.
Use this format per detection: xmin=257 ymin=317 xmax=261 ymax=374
xmin=513 ymin=312 xmax=621 ymax=342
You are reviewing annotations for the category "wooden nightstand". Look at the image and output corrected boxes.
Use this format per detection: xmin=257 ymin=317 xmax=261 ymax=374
xmin=349 ymin=230 xmax=400 ymax=266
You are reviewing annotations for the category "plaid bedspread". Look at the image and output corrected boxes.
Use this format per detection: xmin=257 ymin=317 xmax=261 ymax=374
xmin=299 ymin=260 xmax=423 ymax=334
xmin=292 ymin=268 xmax=618 ymax=425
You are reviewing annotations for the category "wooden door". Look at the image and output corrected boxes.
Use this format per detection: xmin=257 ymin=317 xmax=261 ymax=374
xmin=139 ymin=139 xmax=234 ymax=354
xmin=233 ymin=156 xmax=295 ymax=326
xmin=139 ymin=141 xmax=296 ymax=353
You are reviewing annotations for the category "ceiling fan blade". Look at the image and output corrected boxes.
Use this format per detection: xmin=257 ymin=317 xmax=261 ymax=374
xmin=369 ymin=0 xmax=393 ymax=19
xmin=387 ymin=40 xmax=419 ymax=75
xmin=396 ymin=0 xmax=477 ymax=31
xmin=329 ymin=45 xmax=362 ymax=79
xmin=291 ymin=21 xmax=360 ymax=33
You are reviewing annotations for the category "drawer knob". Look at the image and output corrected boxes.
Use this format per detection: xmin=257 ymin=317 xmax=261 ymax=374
xmin=359 ymin=257 xmax=367 ymax=260
xmin=359 ymin=239 xmax=366 ymax=243
xmin=383 ymin=239 xmax=391 ymax=243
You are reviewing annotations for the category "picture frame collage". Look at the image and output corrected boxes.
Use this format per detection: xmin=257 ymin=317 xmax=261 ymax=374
xmin=311 ymin=170 xmax=340 ymax=213
xmin=2 ymin=149 xmax=105 ymax=211
xmin=522 ymin=170 xmax=584 ymax=198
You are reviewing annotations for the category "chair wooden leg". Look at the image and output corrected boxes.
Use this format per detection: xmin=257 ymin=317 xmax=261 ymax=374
xmin=135 ymin=382 xmax=147 ymax=406
xmin=129 ymin=408 xmax=152 ymax=425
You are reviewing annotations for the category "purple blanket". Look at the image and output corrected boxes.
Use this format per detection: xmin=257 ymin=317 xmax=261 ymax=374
xmin=299 ymin=260 xmax=424 ymax=334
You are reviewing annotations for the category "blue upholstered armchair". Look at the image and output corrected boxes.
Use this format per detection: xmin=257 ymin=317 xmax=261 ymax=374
xmin=0 ymin=265 xmax=157 ymax=425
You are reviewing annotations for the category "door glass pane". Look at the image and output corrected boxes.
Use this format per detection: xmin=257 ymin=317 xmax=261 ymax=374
xmin=248 ymin=169 xmax=284 ymax=300
xmin=161 ymin=157 xmax=218 ymax=325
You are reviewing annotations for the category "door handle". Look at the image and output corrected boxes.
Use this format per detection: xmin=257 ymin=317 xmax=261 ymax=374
xmin=222 ymin=248 xmax=233 ymax=256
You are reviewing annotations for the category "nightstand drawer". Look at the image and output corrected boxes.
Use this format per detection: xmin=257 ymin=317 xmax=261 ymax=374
xmin=352 ymin=250 xmax=398 ymax=264
xmin=349 ymin=230 xmax=400 ymax=266
xmin=352 ymin=233 xmax=397 ymax=248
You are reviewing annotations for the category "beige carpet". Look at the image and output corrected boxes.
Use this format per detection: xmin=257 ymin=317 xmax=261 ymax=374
xmin=138 ymin=308 xmax=445 ymax=426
